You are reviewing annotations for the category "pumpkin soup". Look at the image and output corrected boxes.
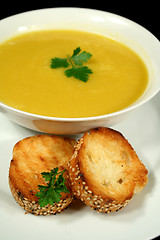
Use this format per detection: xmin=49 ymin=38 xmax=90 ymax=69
xmin=0 ymin=30 xmax=148 ymax=118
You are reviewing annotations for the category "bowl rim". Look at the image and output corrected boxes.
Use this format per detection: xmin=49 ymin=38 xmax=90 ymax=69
xmin=0 ymin=7 xmax=160 ymax=122
xmin=0 ymin=89 xmax=159 ymax=122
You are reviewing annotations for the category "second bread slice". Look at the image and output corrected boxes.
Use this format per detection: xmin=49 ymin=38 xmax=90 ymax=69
xmin=69 ymin=127 xmax=148 ymax=213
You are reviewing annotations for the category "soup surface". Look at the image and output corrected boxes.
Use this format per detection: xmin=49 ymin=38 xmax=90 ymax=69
xmin=0 ymin=30 xmax=148 ymax=118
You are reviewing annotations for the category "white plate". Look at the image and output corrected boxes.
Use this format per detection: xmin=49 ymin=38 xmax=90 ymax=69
xmin=0 ymin=92 xmax=160 ymax=240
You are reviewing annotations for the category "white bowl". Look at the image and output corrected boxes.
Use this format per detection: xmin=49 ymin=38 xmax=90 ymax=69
xmin=0 ymin=7 xmax=160 ymax=135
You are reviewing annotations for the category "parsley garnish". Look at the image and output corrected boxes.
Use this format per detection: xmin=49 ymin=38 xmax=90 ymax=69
xmin=35 ymin=168 xmax=69 ymax=207
xmin=50 ymin=47 xmax=92 ymax=82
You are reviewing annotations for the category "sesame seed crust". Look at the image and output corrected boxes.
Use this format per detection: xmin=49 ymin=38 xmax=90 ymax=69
xmin=9 ymin=178 xmax=73 ymax=215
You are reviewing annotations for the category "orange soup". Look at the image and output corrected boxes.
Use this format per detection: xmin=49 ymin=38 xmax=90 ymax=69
xmin=0 ymin=30 xmax=148 ymax=118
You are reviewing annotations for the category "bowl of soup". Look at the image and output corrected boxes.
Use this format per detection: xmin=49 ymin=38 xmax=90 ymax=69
xmin=0 ymin=8 xmax=160 ymax=134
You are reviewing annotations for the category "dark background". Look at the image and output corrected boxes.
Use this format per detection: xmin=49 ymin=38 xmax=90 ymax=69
xmin=0 ymin=0 xmax=159 ymax=39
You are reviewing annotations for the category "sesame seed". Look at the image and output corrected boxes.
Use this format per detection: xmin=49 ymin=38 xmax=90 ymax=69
xmin=75 ymin=176 xmax=80 ymax=180
xmin=93 ymin=197 xmax=98 ymax=201
xmin=77 ymin=190 xmax=80 ymax=196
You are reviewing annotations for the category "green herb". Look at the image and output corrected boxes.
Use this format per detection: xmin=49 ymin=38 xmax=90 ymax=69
xmin=35 ymin=167 xmax=69 ymax=207
xmin=50 ymin=47 xmax=92 ymax=82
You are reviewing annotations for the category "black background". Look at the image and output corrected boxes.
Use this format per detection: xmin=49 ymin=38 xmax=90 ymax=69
xmin=0 ymin=0 xmax=159 ymax=40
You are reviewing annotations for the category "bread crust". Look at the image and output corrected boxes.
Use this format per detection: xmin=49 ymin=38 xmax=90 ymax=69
xmin=9 ymin=135 xmax=76 ymax=215
xmin=69 ymin=127 xmax=148 ymax=213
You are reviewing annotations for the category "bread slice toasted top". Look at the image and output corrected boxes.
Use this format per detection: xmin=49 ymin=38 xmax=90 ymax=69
xmin=9 ymin=135 xmax=76 ymax=202
xmin=73 ymin=127 xmax=148 ymax=203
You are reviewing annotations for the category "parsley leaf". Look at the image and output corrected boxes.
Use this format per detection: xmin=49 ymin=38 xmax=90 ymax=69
xmin=65 ymin=66 xmax=93 ymax=82
xmin=72 ymin=47 xmax=81 ymax=57
xmin=72 ymin=51 xmax=92 ymax=66
xmin=50 ymin=57 xmax=69 ymax=68
xmin=35 ymin=168 xmax=69 ymax=207
xmin=50 ymin=47 xmax=92 ymax=82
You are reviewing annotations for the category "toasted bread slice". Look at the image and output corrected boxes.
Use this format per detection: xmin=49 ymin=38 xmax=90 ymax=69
xmin=9 ymin=135 xmax=76 ymax=215
xmin=69 ymin=127 xmax=148 ymax=213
